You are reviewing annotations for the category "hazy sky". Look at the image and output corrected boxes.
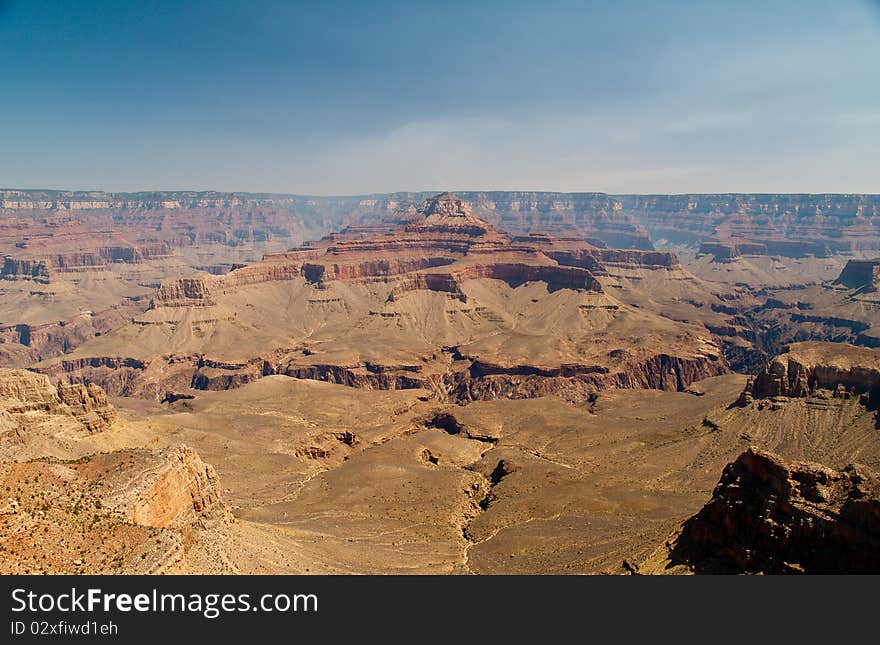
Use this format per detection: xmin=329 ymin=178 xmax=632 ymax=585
xmin=1 ymin=0 xmax=879 ymax=194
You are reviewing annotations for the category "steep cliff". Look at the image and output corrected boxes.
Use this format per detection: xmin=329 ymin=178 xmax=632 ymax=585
xmin=102 ymin=446 xmax=225 ymax=530
xmin=621 ymin=193 xmax=880 ymax=254
xmin=0 ymin=302 xmax=148 ymax=368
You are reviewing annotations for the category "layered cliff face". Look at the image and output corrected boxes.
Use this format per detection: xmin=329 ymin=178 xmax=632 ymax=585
xmin=6 ymin=188 xmax=880 ymax=576
xmin=45 ymin=193 xmax=725 ymax=402
xmin=654 ymin=448 xmax=880 ymax=573
xmin=696 ymin=241 xmax=769 ymax=262
xmin=621 ymin=193 xmax=880 ymax=255
xmin=7 ymin=189 xmax=876 ymax=257
xmin=738 ymin=342 xmax=880 ymax=405
xmin=1 ymin=257 xmax=50 ymax=283
xmin=0 ymin=191 xmax=312 ymax=283
xmin=102 ymin=446 xmax=224 ymax=531
xmin=0 ymin=368 xmax=116 ymax=438
xmin=0 ymin=189 xmax=655 ymax=252
xmin=9 ymin=188 xmax=874 ymax=401
xmin=3 ymin=244 xmax=174 ymax=278
xmin=2 ymin=189 xmax=876 ymax=382
xmin=151 ymin=277 xmax=217 ymax=308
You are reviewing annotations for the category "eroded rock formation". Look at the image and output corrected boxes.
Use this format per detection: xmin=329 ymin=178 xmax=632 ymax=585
xmin=0 ymin=446 xmax=229 ymax=574
xmin=0 ymin=370 xmax=231 ymax=574
xmin=1 ymin=257 xmax=50 ymax=283
xmin=0 ymin=368 xmax=116 ymax=434
xmin=739 ymin=342 xmax=880 ymax=404
xmin=663 ymin=448 xmax=880 ymax=573
xmin=151 ymin=277 xmax=217 ymax=308
xmin=63 ymin=193 xmax=726 ymax=402
xmin=835 ymin=259 xmax=880 ymax=291
xmin=625 ymin=193 xmax=880 ymax=255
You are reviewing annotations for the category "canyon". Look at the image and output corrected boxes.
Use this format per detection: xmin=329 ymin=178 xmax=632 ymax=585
xmin=4 ymin=190 xmax=878 ymax=262
xmin=30 ymin=193 xmax=726 ymax=402
xmin=1 ymin=190 xmax=879 ymax=573
xmin=3 ymin=189 xmax=877 ymax=376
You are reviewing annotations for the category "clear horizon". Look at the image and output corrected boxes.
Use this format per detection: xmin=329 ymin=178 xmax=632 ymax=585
xmin=2 ymin=1 xmax=879 ymax=195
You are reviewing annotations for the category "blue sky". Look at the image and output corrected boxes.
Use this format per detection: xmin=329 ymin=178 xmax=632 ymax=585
xmin=1 ymin=0 xmax=879 ymax=194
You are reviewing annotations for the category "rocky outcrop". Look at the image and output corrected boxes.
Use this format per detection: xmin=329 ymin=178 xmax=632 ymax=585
xmin=545 ymin=248 xmax=679 ymax=272
xmin=302 ymin=257 xmax=453 ymax=286
xmin=133 ymin=242 xmax=172 ymax=261
xmin=1 ymin=257 xmax=50 ymax=282
xmin=420 ymin=191 xmax=479 ymax=219
xmin=703 ymin=239 xmax=811 ymax=261
xmin=47 ymin=244 xmax=172 ymax=271
xmin=0 ymin=368 xmax=116 ymax=433
xmin=222 ymin=261 xmax=301 ymax=288
xmin=0 ymin=369 xmax=64 ymax=411
xmin=0 ymin=349 xmax=228 ymax=573
xmin=387 ymin=273 xmax=468 ymax=302
xmin=151 ymin=277 xmax=216 ymax=308
xmin=667 ymin=448 xmax=880 ymax=573
xmin=39 ymin=356 xmax=146 ymax=374
xmin=149 ymin=264 xmax=303 ymax=308
xmin=454 ymin=264 xmax=602 ymax=293
xmin=55 ymin=381 xmax=117 ymax=432
xmin=48 ymin=252 xmax=105 ymax=271
xmin=104 ymin=446 xmax=225 ymax=530
xmin=442 ymin=352 xmax=726 ymax=403
xmin=277 ymin=363 xmax=425 ymax=392
xmin=0 ymin=446 xmax=230 ymax=574
xmin=287 ymin=194 xmax=611 ymax=297
xmin=742 ymin=342 xmax=880 ymax=403
xmin=189 ymin=357 xmax=268 ymax=391
xmin=36 ymin=357 xmax=151 ymax=398
xmin=698 ymin=241 xmax=768 ymax=262
xmin=183 ymin=348 xmax=726 ymax=404
xmin=835 ymin=259 xmax=880 ymax=291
